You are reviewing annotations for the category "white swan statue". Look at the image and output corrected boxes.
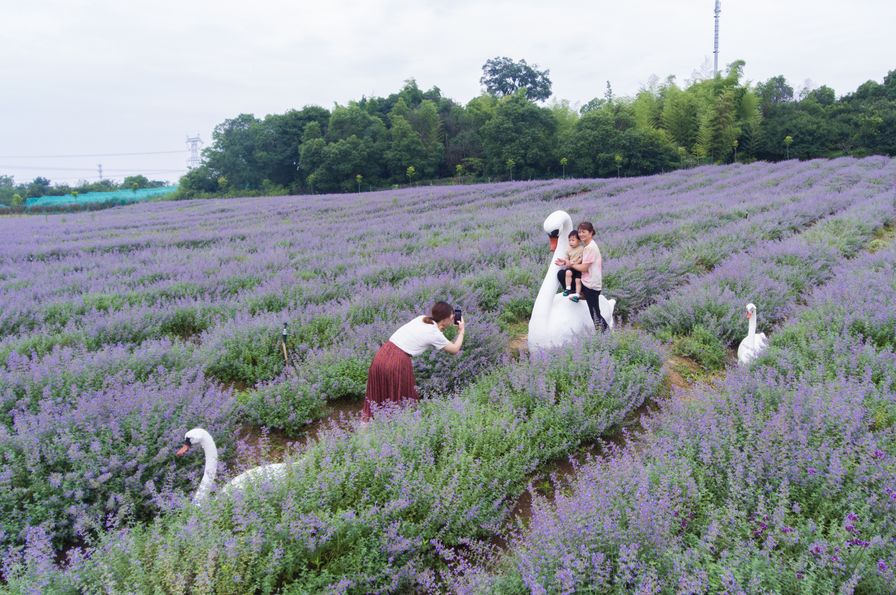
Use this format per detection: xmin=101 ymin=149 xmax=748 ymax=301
xmin=737 ymin=303 xmax=768 ymax=365
xmin=176 ymin=427 xmax=287 ymax=505
xmin=528 ymin=210 xmax=616 ymax=352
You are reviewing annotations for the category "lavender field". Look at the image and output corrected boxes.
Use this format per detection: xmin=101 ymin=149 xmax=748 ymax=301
xmin=1 ymin=156 xmax=895 ymax=592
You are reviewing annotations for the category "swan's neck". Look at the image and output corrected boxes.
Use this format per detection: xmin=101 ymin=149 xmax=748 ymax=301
xmin=194 ymin=433 xmax=218 ymax=505
xmin=532 ymin=235 xmax=570 ymax=322
xmin=747 ymin=314 xmax=757 ymax=340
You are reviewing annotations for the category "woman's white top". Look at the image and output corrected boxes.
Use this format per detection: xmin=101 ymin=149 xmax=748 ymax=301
xmin=389 ymin=315 xmax=450 ymax=356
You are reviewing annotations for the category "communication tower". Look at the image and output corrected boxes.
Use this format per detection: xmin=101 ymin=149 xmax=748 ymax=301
xmin=713 ymin=1 xmax=721 ymax=77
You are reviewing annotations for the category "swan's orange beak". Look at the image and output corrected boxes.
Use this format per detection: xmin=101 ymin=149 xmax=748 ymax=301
xmin=549 ymin=236 xmax=558 ymax=252
xmin=746 ymin=310 xmax=752 ymax=319
xmin=176 ymin=442 xmax=191 ymax=456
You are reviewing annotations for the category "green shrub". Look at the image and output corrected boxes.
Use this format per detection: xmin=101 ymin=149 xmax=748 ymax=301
xmin=293 ymin=315 xmax=343 ymax=349
xmin=158 ymin=306 xmax=222 ymax=339
xmin=497 ymin=297 xmax=533 ymax=332
xmin=671 ymin=325 xmax=727 ymax=371
xmin=239 ymin=376 xmax=327 ymax=435
xmin=464 ymin=274 xmax=503 ymax=311
xmin=202 ymin=324 xmax=284 ymax=386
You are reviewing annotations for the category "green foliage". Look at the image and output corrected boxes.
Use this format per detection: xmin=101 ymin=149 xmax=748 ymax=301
xmin=480 ymin=56 xmax=552 ymax=101
xmin=238 ymin=376 xmax=328 ymax=435
xmin=202 ymin=324 xmax=285 ymax=386
xmin=463 ymin=273 xmax=504 ymax=311
xmin=291 ymin=315 xmax=343 ymax=349
xmin=497 ymin=296 xmax=533 ymax=332
xmin=481 ymin=92 xmax=557 ymax=180
xmin=158 ymin=67 xmax=896 ymax=198
xmin=239 ymin=352 xmax=368 ymax=435
xmin=671 ymin=325 xmax=727 ymax=371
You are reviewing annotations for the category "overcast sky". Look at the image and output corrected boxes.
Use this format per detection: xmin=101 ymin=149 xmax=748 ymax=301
xmin=1 ymin=0 xmax=894 ymax=186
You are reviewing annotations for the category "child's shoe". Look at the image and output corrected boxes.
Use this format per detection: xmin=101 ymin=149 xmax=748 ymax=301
xmin=562 ymin=289 xmax=570 ymax=296
xmin=569 ymin=294 xmax=580 ymax=303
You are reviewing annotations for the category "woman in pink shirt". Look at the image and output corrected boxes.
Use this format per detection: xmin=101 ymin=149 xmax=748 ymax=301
xmin=362 ymin=301 xmax=465 ymax=421
xmin=554 ymin=221 xmax=609 ymax=332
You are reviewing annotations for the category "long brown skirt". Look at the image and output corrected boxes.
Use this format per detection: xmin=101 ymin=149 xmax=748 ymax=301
xmin=363 ymin=341 xmax=418 ymax=420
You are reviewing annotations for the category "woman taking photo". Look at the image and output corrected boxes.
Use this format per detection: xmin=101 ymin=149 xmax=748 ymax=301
xmin=362 ymin=301 xmax=465 ymax=421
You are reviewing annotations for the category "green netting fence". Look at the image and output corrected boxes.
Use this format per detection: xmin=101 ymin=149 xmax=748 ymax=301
xmin=25 ymin=186 xmax=177 ymax=208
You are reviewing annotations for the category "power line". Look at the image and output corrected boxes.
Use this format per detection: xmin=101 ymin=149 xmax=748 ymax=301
xmin=0 ymin=165 xmax=186 ymax=172
xmin=0 ymin=150 xmax=188 ymax=159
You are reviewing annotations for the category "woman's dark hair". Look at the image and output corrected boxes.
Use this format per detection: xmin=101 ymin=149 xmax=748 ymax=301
xmin=577 ymin=221 xmax=595 ymax=234
xmin=423 ymin=301 xmax=454 ymax=324
xmin=568 ymin=230 xmax=580 ymax=239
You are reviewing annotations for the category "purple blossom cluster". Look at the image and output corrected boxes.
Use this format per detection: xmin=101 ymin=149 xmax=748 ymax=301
xmin=460 ymin=237 xmax=896 ymax=593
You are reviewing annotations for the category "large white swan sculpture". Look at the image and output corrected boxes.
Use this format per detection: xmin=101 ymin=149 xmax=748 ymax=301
xmin=528 ymin=210 xmax=615 ymax=351
xmin=176 ymin=427 xmax=287 ymax=506
xmin=737 ymin=303 xmax=768 ymax=365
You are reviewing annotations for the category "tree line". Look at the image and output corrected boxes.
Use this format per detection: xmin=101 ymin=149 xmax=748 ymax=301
xmin=4 ymin=58 xmax=895 ymax=205
xmin=178 ymin=59 xmax=896 ymax=197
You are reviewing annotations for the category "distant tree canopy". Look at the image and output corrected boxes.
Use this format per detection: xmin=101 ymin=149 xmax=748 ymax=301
xmin=480 ymin=56 xmax=553 ymax=102
xmin=9 ymin=62 xmax=894 ymax=205
xmin=163 ymin=63 xmax=896 ymax=197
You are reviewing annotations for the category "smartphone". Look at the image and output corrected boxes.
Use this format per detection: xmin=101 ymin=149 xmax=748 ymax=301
xmin=453 ymin=308 xmax=462 ymax=325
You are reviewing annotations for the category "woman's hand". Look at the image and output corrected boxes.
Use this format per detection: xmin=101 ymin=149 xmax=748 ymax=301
xmin=457 ymin=317 xmax=465 ymax=333
xmin=554 ymin=258 xmax=567 ymax=267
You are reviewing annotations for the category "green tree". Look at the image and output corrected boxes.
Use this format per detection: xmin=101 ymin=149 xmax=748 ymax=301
xmin=203 ymin=113 xmax=263 ymax=190
xmin=784 ymin=134 xmax=793 ymax=158
xmin=122 ymin=175 xmax=150 ymax=190
xmin=480 ymin=56 xmax=552 ymax=101
xmin=406 ymin=165 xmax=416 ymax=185
xmin=480 ymin=91 xmax=557 ymax=179
xmin=313 ymin=135 xmax=380 ymax=192
xmin=385 ymin=116 xmax=426 ymax=182
xmin=661 ymin=85 xmax=701 ymax=152
xmin=26 ymin=176 xmax=51 ymax=198
xmin=255 ymin=107 xmax=330 ymax=189
xmin=298 ymin=122 xmax=327 ymax=183
xmin=355 ymin=174 xmax=363 ymax=193
xmin=506 ymin=158 xmax=515 ymax=181
xmin=566 ymin=109 xmax=624 ymax=177
xmin=409 ymin=100 xmax=443 ymax=178
xmin=756 ymin=75 xmax=794 ymax=116
xmin=560 ymin=157 xmax=568 ymax=178
xmin=177 ymin=165 xmax=219 ymax=196
xmin=696 ymin=88 xmax=739 ymax=163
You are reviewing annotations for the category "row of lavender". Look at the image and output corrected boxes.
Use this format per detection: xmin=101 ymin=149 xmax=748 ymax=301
xmin=0 ymin=158 xmax=892 ymax=576
xmin=4 ymin=330 xmax=665 ymax=592
xmin=639 ymin=189 xmax=895 ymax=358
xmin=460 ymin=233 xmax=896 ymax=592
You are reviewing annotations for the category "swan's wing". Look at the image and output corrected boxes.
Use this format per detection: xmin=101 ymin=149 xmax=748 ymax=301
xmin=737 ymin=337 xmax=750 ymax=364
xmin=531 ymin=294 xmax=593 ymax=349
xmin=227 ymin=462 xmax=288 ymax=492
